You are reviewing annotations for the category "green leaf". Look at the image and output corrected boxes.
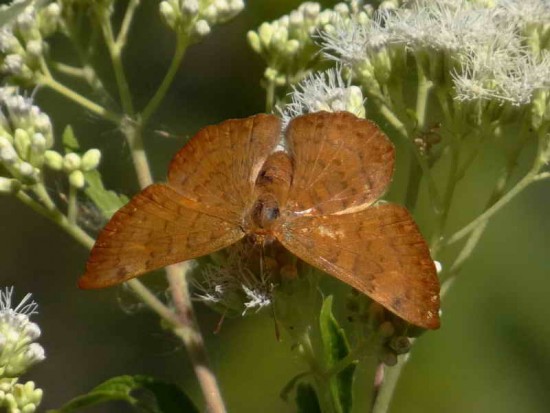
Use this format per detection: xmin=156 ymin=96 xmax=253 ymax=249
xmin=295 ymin=383 xmax=321 ymax=413
xmin=319 ymin=296 xmax=357 ymax=413
xmin=49 ymin=375 xmax=199 ymax=413
xmin=279 ymin=371 xmax=310 ymax=402
xmin=62 ymin=125 xmax=80 ymax=152
xmin=84 ymin=169 xmax=128 ymax=219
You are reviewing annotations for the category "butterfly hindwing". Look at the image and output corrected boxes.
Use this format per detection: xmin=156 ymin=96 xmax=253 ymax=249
xmin=276 ymin=203 xmax=440 ymax=329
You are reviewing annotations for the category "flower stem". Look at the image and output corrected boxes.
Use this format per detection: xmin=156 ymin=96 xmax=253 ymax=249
xmin=116 ymin=0 xmax=140 ymax=50
xmin=166 ymin=263 xmax=227 ymax=413
xmin=265 ymin=78 xmax=276 ymax=113
xmin=405 ymin=63 xmax=433 ymax=211
xmin=122 ymin=120 xmax=153 ymax=188
xmin=16 ymin=189 xmax=94 ymax=250
xmin=141 ymin=35 xmax=189 ymax=125
xmin=67 ymin=185 xmax=78 ymax=226
xmin=371 ymin=356 xmax=408 ymax=413
xmin=98 ymin=9 xmax=135 ymax=115
xmin=38 ymin=75 xmax=122 ymax=124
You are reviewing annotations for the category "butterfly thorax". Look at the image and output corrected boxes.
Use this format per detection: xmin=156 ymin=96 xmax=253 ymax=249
xmin=247 ymin=150 xmax=293 ymax=235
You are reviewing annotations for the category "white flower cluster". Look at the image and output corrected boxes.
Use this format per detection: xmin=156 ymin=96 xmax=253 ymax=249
xmin=0 ymin=88 xmax=101 ymax=192
xmin=317 ymin=0 xmax=550 ymax=106
xmin=194 ymin=243 xmax=274 ymax=316
xmin=0 ymin=287 xmax=44 ymax=413
xmin=0 ymin=88 xmax=53 ymax=188
xmin=247 ymin=2 xmax=362 ymax=84
xmin=159 ymin=0 xmax=244 ymax=39
xmin=279 ymin=67 xmax=366 ymax=128
xmin=0 ymin=2 xmax=62 ymax=84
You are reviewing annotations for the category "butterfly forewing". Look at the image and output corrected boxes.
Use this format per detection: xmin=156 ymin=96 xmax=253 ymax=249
xmin=80 ymin=184 xmax=244 ymax=289
xmin=277 ymin=205 xmax=439 ymax=329
xmin=284 ymin=112 xmax=395 ymax=216
xmin=167 ymin=114 xmax=282 ymax=222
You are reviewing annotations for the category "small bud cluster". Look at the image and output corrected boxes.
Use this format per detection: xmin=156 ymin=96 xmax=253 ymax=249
xmin=279 ymin=67 xmax=366 ymax=129
xmin=193 ymin=242 xmax=275 ymax=316
xmin=159 ymin=0 xmax=244 ymax=40
xmin=0 ymin=287 xmax=44 ymax=413
xmin=44 ymin=148 xmax=101 ymax=189
xmin=346 ymin=290 xmax=422 ymax=366
xmin=0 ymin=88 xmax=53 ymax=188
xmin=247 ymin=2 xmax=359 ymax=86
xmin=0 ymin=2 xmax=62 ymax=85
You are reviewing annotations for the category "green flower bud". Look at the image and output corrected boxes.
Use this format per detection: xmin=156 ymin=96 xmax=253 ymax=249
xmin=247 ymin=31 xmax=262 ymax=53
xmin=5 ymin=381 xmax=43 ymax=413
xmin=182 ymin=0 xmax=199 ymax=17
xmin=69 ymin=170 xmax=85 ymax=188
xmin=62 ymin=152 xmax=81 ymax=172
xmin=194 ymin=20 xmax=211 ymax=37
xmin=13 ymin=129 xmax=30 ymax=159
xmin=25 ymin=40 xmax=43 ymax=59
xmin=285 ymin=39 xmax=300 ymax=55
xmin=0 ymin=177 xmax=20 ymax=194
xmin=81 ymin=148 xmax=101 ymax=171
xmin=159 ymin=1 xmax=178 ymax=29
xmin=16 ymin=161 xmax=37 ymax=180
xmin=272 ymin=26 xmax=289 ymax=46
xmin=264 ymin=67 xmax=279 ymax=81
xmin=43 ymin=150 xmax=63 ymax=170
xmin=258 ymin=22 xmax=274 ymax=47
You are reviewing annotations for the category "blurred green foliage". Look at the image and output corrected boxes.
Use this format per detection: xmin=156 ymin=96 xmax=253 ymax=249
xmin=0 ymin=1 xmax=548 ymax=412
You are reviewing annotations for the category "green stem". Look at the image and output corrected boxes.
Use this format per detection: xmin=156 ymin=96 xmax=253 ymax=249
xmin=404 ymin=62 xmax=433 ymax=211
xmin=447 ymin=172 xmax=536 ymax=244
xmin=141 ymin=35 xmax=188 ymax=125
xmin=122 ymin=120 xmax=153 ymax=188
xmin=166 ymin=263 xmax=227 ymax=413
xmin=50 ymin=62 xmax=87 ymax=79
xmin=446 ymin=121 xmax=546 ymax=246
xmin=116 ymin=0 xmax=140 ymax=50
xmin=67 ymin=184 xmax=78 ymax=225
xmin=265 ymin=77 xmax=276 ymax=113
xmin=376 ymin=100 xmax=442 ymax=210
xmin=371 ymin=357 xmax=407 ymax=413
xmin=99 ymin=11 xmax=135 ymax=115
xmin=38 ymin=75 xmax=122 ymax=123
xmin=17 ymin=189 xmax=94 ymax=250
xmin=299 ymin=331 xmax=335 ymax=413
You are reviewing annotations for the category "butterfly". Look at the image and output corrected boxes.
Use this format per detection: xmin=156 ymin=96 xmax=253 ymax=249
xmin=80 ymin=111 xmax=440 ymax=329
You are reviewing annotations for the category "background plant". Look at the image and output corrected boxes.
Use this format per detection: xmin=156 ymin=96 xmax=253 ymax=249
xmin=0 ymin=0 xmax=549 ymax=412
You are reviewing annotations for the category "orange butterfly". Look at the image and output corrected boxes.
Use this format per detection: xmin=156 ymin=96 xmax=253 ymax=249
xmin=80 ymin=112 xmax=440 ymax=329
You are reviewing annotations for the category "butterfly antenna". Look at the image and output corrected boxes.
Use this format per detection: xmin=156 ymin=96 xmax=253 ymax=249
xmin=271 ymin=301 xmax=281 ymax=342
xmin=259 ymin=240 xmax=264 ymax=279
xmin=213 ymin=311 xmax=227 ymax=335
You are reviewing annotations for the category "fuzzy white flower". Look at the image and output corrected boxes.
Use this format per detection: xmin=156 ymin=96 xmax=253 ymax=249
xmin=194 ymin=243 xmax=275 ymax=316
xmin=0 ymin=287 xmax=44 ymax=378
xmin=319 ymin=12 xmax=388 ymax=65
xmin=497 ymin=0 xmax=550 ymax=26
xmin=453 ymin=48 xmax=550 ymax=105
xmin=279 ymin=67 xmax=366 ymax=129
